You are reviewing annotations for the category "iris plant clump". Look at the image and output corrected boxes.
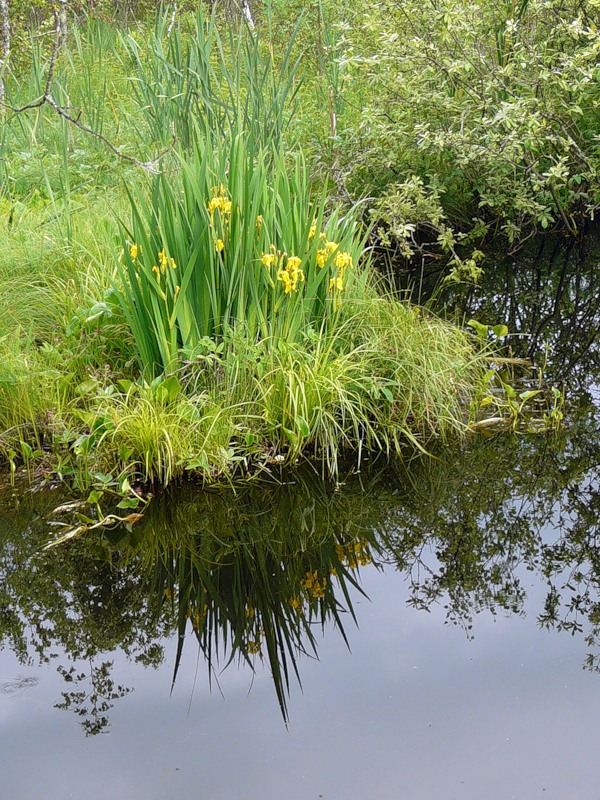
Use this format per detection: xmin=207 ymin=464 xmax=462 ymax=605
xmin=115 ymin=131 xmax=367 ymax=376
xmin=100 ymin=129 xmax=484 ymax=482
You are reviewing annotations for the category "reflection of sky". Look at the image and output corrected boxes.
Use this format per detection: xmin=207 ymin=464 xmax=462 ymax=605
xmin=2 ymin=565 xmax=600 ymax=800
xmin=589 ymin=383 xmax=600 ymax=406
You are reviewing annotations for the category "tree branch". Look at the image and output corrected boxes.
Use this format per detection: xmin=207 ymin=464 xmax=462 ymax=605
xmin=0 ymin=8 xmax=173 ymax=174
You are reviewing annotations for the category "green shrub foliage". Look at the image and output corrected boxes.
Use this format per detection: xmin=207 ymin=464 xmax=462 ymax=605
xmin=338 ymin=0 xmax=600 ymax=244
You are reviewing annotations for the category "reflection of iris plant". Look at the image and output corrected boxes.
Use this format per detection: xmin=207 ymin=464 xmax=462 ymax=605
xmin=115 ymin=478 xmax=382 ymax=721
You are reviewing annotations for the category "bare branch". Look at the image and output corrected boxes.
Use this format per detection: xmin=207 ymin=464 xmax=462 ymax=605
xmin=45 ymin=94 xmax=175 ymax=173
xmin=0 ymin=9 xmax=173 ymax=174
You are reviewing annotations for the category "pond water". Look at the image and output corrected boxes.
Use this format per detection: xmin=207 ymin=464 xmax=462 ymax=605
xmin=3 ymin=237 xmax=600 ymax=799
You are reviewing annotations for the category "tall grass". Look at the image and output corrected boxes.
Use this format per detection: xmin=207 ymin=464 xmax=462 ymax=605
xmin=0 ymin=7 xmax=310 ymax=203
xmin=243 ymin=298 xmax=480 ymax=471
xmin=118 ymin=7 xmax=302 ymax=152
xmin=116 ymin=130 xmax=367 ymax=375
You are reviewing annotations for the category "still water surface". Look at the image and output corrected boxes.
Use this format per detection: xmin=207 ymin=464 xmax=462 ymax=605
xmin=3 ymin=238 xmax=600 ymax=799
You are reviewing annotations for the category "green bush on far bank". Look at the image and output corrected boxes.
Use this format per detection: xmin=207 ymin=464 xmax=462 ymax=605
xmin=337 ymin=0 xmax=600 ymax=253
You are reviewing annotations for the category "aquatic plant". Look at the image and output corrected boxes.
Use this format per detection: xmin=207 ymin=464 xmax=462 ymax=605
xmin=115 ymin=129 xmax=366 ymax=375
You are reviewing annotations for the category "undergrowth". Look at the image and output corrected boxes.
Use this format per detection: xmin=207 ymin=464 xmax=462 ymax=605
xmin=0 ymin=6 xmax=537 ymax=492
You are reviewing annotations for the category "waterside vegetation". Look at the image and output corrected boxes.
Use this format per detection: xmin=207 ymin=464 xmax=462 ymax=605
xmin=0 ymin=1 xmax=581 ymax=491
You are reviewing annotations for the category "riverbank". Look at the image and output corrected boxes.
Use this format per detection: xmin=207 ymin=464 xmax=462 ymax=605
xmin=0 ymin=7 xmax=566 ymax=493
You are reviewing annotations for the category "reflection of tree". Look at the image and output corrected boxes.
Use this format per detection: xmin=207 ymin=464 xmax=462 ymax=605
xmin=432 ymin=235 xmax=600 ymax=396
xmin=55 ymin=662 xmax=131 ymax=736
xmin=385 ymin=233 xmax=600 ymax=645
xmin=4 ymin=400 xmax=600 ymax=733
xmin=377 ymin=440 xmax=550 ymax=630
xmin=0 ymin=490 xmax=171 ymax=735
xmin=374 ymin=411 xmax=600 ymax=667
xmin=536 ymin=463 xmax=600 ymax=671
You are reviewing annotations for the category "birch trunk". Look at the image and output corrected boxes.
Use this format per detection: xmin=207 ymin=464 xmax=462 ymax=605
xmin=241 ymin=0 xmax=255 ymax=29
xmin=0 ymin=0 xmax=10 ymax=104
xmin=57 ymin=0 xmax=67 ymax=49
xmin=166 ymin=3 xmax=178 ymax=36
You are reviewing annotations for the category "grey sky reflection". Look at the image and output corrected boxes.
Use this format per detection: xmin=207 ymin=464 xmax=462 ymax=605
xmin=2 ymin=565 xmax=600 ymax=800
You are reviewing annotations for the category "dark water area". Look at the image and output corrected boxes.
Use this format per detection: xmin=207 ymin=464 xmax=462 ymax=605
xmin=409 ymin=234 xmax=600 ymax=400
xmin=4 ymin=239 xmax=600 ymax=798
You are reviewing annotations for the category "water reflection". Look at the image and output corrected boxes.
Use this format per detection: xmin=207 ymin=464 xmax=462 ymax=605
xmin=397 ymin=234 xmax=600 ymax=396
xmin=111 ymin=479 xmax=382 ymax=721
xmin=3 ymin=234 xmax=600 ymax=735
xmin=2 ymin=403 xmax=600 ymax=734
xmin=0 ymin=489 xmax=171 ymax=734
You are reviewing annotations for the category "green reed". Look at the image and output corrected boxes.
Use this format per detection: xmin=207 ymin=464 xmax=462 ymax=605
xmin=117 ymin=6 xmax=301 ymax=152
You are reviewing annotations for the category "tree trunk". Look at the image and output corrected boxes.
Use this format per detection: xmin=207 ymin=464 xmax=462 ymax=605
xmin=166 ymin=2 xmax=178 ymax=36
xmin=241 ymin=0 xmax=255 ymax=29
xmin=57 ymin=0 xmax=68 ymax=49
xmin=0 ymin=0 xmax=10 ymax=104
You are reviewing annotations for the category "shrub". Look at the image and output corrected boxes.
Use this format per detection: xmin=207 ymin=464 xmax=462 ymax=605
xmin=339 ymin=0 xmax=600 ymax=244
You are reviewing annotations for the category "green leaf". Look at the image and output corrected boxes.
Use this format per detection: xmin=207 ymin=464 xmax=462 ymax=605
xmin=117 ymin=498 xmax=141 ymax=509
xmin=467 ymin=319 xmax=489 ymax=339
xmin=519 ymin=390 xmax=540 ymax=401
xmin=117 ymin=379 xmax=135 ymax=394
xmin=381 ymin=387 xmax=394 ymax=402
xmin=87 ymin=490 xmax=104 ymax=505
xmin=283 ymin=427 xmax=298 ymax=446
xmin=92 ymin=472 xmax=114 ymax=485
xmin=75 ymin=380 xmax=99 ymax=397
xmin=75 ymin=513 xmax=95 ymax=524
xmin=86 ymin=301 xmax=113 ymax=323
xmin=154 ymin=375 xmax=182 ymax=404
xmin=119 ymin=445 xmax=134 ymax=462
xmin=297 ymin=417 xmax=310 ymax=437
xmin=20 ymin=441 xmax=33 ymax=460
